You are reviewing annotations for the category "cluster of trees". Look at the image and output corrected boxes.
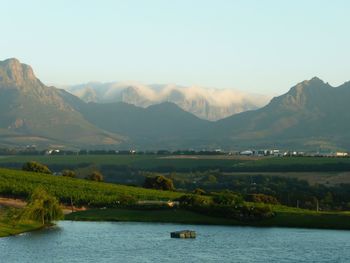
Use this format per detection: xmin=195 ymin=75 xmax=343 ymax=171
xmin=175 ymin=191 xmax=274 ymax=221
xmin=22 ymin=161 xmax=52 ymax=174
xmin=137 ymin=170 xmax=350 ymax=211
xmin=22 ymin=162 xmax=104 ymax=182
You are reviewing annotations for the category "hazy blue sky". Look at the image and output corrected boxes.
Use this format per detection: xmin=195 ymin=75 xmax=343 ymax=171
xmin=1 ymin=0 xmax=349 ymax=94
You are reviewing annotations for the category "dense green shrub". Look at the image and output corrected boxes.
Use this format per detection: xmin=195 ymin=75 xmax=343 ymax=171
xmin=117 ymin=194 xmax=138 ymax=206
xmin=62 ymin=170 xmax=76 ymax=178
xmin=86 ymin=171 xmax=104 ymax=182
xmin=246 ymin=194 xmax=279 ymax=204
xmin=176 ymin=194 xmax=212 ymax=206
xmin=143 ymin=175 xmax=174 ymax=191
xmin=22 ymin=161 xmax=52 ymax=174
xmin=212 ymin=191 xmax=243 ymax=206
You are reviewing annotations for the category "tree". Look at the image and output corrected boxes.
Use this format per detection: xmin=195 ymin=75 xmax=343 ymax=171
xmin=22 ymin=161 xmax=52 ymax=174
xmin=62 ymin=170 xmax=76 ymax=178
xmin=213 ymin=191 xmax=243 ymax=206
xmin=87 ymin=171 xmax=104 ymax=182
xmin=143 ymin=175 xmax=175 ymax=191
xmin=22 ymin=187 xmax=63 ymax=225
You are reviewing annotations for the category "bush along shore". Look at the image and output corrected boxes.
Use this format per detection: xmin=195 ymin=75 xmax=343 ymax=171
xmin=65 ymin=204 xmax=350 ymax=230
xmin=65 ymin=191 xmax=350 ymax=230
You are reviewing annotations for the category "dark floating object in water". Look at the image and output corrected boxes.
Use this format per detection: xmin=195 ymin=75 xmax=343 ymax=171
xmin=170 ymin=230 xmax=196 ymax=238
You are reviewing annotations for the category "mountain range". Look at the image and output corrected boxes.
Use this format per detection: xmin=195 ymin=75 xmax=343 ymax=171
xmin=0 ymin=58 xmax=349 ymax=151
xmin=67 ymin=82 xmax=269 ymax=121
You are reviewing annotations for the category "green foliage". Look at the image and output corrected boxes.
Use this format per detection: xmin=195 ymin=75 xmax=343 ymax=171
xmin=176 ymin=194 xmax=212 ymax=206
xmin=3 ymin=207 xmax=21 ymax=227
xmin=193 ymin=188 xmax=206 ymax=195
xmin=143 ymin=175 xmax=175 ymax=191
xmin=247 ymin=194 xmax=279 ymax=204
xmin=87 ymin=171 xmax=104 ymax=182
xmin=213 ymin=191 xmax=243 ymax=206
xmin=117 ymin=194 xmax=137 ymax=206
xmin=21 ymin=187 xmax=63 ymax=225
xmin=62 ymin=170 xmax=76 ymax=178
xmin=22 ymin=161 xmax=52 ymax=174
xmin=0 ymin=207 xmax=43 ymax=237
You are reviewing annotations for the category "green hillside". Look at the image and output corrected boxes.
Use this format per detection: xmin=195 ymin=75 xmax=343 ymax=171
xmin=0 ymin=168 xmax=182 ymax=206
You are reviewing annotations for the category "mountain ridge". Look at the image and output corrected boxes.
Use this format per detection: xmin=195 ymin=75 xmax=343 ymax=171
xmin=1 ymin=58 xmax=349 ymax=151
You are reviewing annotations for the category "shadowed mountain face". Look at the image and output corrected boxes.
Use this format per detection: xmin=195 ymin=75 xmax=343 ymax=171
xmin=78 ymin=101 xmax=212 ymax=149
xmin=0 ymin=58 xmax=123 ymax=148
xmin=214 ymin=77 xmax=350 ymax=150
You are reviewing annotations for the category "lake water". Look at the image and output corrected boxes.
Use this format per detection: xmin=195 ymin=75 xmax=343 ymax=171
xmin=1 ymin=221 xmax=350 ymax=262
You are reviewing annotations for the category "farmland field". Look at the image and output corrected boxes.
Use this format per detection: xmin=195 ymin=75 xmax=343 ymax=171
xmin=0 ymin=155 xmax=350 ymax=172
xmin=1 ymin=155 xmax=350 ymax=188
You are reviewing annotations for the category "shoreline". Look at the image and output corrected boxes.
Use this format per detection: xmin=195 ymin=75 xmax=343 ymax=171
xmin=65 ymin=208 xmax=350 ymax=231
xmin=0 ymin=221 xmax=45 ymax=238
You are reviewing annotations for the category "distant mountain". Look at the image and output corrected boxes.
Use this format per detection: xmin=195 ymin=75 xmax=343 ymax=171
xmin=214 ymin=77 xmax=350 ymax=150
xmin=67 ymin=82 xmax=270 ymax=121
xmin=0 ymin=58 xmax=123 ymax=148
xmin=79 ymin=101 xmax=211 ymax=149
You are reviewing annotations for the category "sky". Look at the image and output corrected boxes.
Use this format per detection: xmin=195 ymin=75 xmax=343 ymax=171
xmin=1 ymin=0 xmax=349 ymax=94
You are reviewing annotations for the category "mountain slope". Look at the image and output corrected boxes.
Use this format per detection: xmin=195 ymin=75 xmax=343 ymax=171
xmin=79 ymin=101 xmax=211 ymax=149
xmin=0 ymin=58 xmax=123 ymax=148
xmin=67 ymin=82 xmax=270 ymax=121
xmin=215 ymin=77 xmax=350 ymax=150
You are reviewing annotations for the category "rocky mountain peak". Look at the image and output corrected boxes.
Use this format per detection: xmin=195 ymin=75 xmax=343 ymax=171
xmin=0 ymin=58 xmax=37 ymax=86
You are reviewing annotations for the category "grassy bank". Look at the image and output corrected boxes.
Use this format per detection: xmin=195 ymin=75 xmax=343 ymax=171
xmin=0 ymin=208 xmax=43 ymax=237
xmin=65 ymin=206 xmax=350 ymax=230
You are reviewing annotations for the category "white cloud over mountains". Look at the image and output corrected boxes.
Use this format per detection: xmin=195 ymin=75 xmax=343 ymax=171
xmin=67 ymin=82 xmax=271 ymax=121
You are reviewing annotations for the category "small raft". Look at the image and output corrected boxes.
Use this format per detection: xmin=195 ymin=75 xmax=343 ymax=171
xmin=170 ymin=230 xmax=196 ymax=238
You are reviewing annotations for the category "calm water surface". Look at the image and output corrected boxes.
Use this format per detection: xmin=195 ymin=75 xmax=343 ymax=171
xmin=1 ymin=221 xmax=350 ymax=262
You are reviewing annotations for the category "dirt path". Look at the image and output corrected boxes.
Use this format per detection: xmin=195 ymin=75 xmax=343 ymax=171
xmin=0 ymin=197 xmax=26 ymax=208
